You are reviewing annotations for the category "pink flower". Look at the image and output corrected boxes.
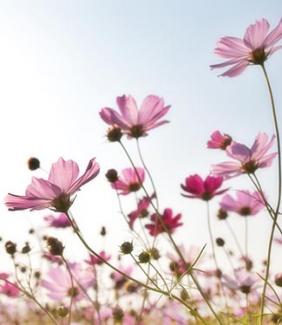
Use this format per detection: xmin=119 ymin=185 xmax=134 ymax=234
xmin=128 ymin=195 xmax=154 ymax=229
xmin=181 ymin=174 xmax=227 ymax=201
xmin=220 ymin=190 xmax=264 ymax=216
xmin=41 ymin=263 xmax=95 ymax=302
xmin=0 ymin=282 xmax=20 ymax=298
xmin=222 ymin=268 xmax=258 ymax=295
xmin=145 ymin=208 xmax=182 ymax=237
xmin=44 ymin=213 xmax=71 ymax=228
xmin=212 ymin=132 xmax=277 ymax=178
xmin=85 ymin=251 xmax=111 ymax=266
xmin=5 ymin=157 xmax=99 ymax=212
xmin=210 ymin=18 xmax=282 ymax=77
xmin=100 ymin=95 xmax=170 ymax=138
xmin=207 ymin=130 xmax=232 ymax=150
xmin=112 ymin=168 xmax=145 ymax=195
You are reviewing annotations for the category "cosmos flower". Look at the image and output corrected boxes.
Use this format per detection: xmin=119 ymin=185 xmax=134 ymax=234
xmin=181 ymin=174 xmax=227 ymax=200
xmin=100 ymin=95 xmax=170 ymax=138
xmin=207 ymin=130 xmax=232 ymax=150
xmin=112 ymin=168 xmax=145 ymax=195
xmin=212 ymin=132 xmax=277 ymax=178
xmin=44 ymin=213 xmax=71 ymax=228
xmin=145 ymin=208 xmax=183 ymax=237
xmin=220 ymin=190 xmax=264 ymax=216
xmin=41 ymin=263 xmax=95 ymax=302
xmin=5 ymin=158 xmax=99 ymax=213
xmin=85 ymin=251 xmax=111 ymax=266
xmin=210 ymin=18 xmax=282 ymax=77
xmin=128 ymin=195 xmax=154 ymax=229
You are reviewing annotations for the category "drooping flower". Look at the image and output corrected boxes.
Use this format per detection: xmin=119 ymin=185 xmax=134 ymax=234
xmin=5 ymin=157 xmax=99 ymax=212
xmin=112 ymin=168 xmax=145 ymax=195
xmin=210 ymin=18 xmax=282 ymax=77
xmin=41 ymin=263 xmax=95 ymax=302
xmin=85 ymin=251 xmax=111 ymax=266
xmin=145 ymin=208 xmax=183 ymax=237
xmin=100 ymin=95 xmax=170 ymax=138
xmin=212 ymin=132 xmax=277 ymax=178
xmin=128 ymin=195 xmax=154 ymax=229
xmin=220 ymin=190 xmax=264 ymax=216
xmin=181 ymin=174 xmax=227 ymax=200
xmin=207 ymin=130 xmax=232 ymax=150
xmin=44 ymin=213 xmax=71 ymax=228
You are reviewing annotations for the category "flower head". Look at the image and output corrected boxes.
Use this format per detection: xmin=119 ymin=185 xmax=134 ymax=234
xmin=5 ymin=158 xmax=99 ymax=212
xmin=41 ymin=263 xmax=95 ymax=302
xmin=181 ymin=174 xmax=227 ymax=201
xmin=210 ymin=18 xmax=282 ymax=77
xmin=128 ymin=195 xmax=154 ymax=229
xmin=85 ymin=251 xmax=111 ymax=266
xmin=0 ymin=282 xmax=20 ymax=298
xmin=112 ymin=168 xmax=145 ymax=195
xmin=207 ymin=130 xmax=232 ymax=150
xmin=44 ymin=213 xmax=71 ymax=228
xmin=100 ymin=95 xmax=170 ymax=138
xmin=212 ymin=132 xmax=277 ymax=178
xmin=220 ymin=190 xmax=264 ymax=216
xmin=145 ymin=208 xmax=183 ymax=237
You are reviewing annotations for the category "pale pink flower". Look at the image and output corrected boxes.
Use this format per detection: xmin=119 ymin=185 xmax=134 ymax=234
xmin=100 ymin=95 xmax=170 ymax=138
xmin=145 ymin=208 xmax=183 ymax=237
xmin=220 ymin=190 xmax=264 ymax=216
xmin=85 ymin=251 xmax=111 ymax=266
xmin=112 ymin=167 xmax=145 ymax=195
xmin=211 ymin=18 xmax=282 ymax=77
xmin=222 ymin=268 xmax=258 ymax=295
xmin=181 ymin=174 xmax=227 ymax=200
xmin=41 ymin=263 xmax=95 ymax=301
xmin=5 ymin=157 xmax=99 ymax=212
xmin=212 ymin=132 xmax=277 ymax=178
xmin=207 ymin=130 xmax=232 ymax=150
xmin=44 ymin=213 xmax=71 ymax=228
xmin=128 ymin=195 xmax=154 ymax=229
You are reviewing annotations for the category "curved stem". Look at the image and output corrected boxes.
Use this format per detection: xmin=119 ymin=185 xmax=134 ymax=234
xmin=136 ymin=139 xmax=160 ymax=209
xmin=260 ymin=64 xmax=282 ymax=325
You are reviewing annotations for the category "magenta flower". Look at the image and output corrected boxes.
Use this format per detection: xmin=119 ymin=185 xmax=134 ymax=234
xmin=220 ymin=190 xmax=264 ymax=216
xmin=41 ymin=263 xmax=95 ymax=301
xmin=5 ymin=157 xmax=99 ymax=212
xmin=44 ymin=213 xmax=71 ymax=228
xmin=112 ymin=167 xmax=145 ymax=195
xmin=85 ymin=251 xmax=111 ymax=266
xmin=128 ymin=195 xmax=154 ymax=229
xmin=210 ymin=18 xmax=282 ymax=77
xmin=0 ymin=282 xmax=20 ymax=298
xmin=181 ymin=174 xmax=227 ymax=201
xmin=212 ymin=132 xmax=277 ymax=178
xmin=100 ymin=95 xmax=170 ymax=138
xmin=207 ymin=130 xmax=232 ymax=150
xmin=145 ymin=208 xmax=183 ymax=237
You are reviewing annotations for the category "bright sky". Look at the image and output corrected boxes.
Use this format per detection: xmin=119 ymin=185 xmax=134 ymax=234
xmin=0 ymin=1 xmax=281 ymax=270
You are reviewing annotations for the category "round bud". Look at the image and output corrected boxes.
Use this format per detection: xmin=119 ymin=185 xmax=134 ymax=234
xmin=217 ymin=208 xmax=228 ymax=220
xmin=120 ymin=242 xmax=133 ymax=255
xmin=47 ymin=237 xmax=64 ymax=256
xmin=113 ymin=307 xmax=124 ymax=322
xmin=34 ymin=271 xmax=41 ymax=279
xmin=100 ymin=226 xmax=106 ymax=236
xmin=138 ymin=251 xmax=150 ymax=264
xmin=27 ymin=157 xmax=40 ymax=170
xmin=105 ymin=169 xmax=118 ymax=183
xmin=216 ymin=237 xmax=225 ymax=247
xmin=275 ymin=273 xmax=282 ymax=287
xmin=107 ymin=127 xmax=123 ymax=142
xmin=149 ymin=248 xmax=160 ymax=260
xmin=5 ymin=241 xmax=17 ymax=256
xmin=21 ymin=242 xmax=31 ymax=254
xmin=57 ymin=306 xmax=69 ymax=318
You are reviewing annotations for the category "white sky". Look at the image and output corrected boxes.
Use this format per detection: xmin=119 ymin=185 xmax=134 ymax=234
xmin=0 ymin=1 xmax=281 ymax=272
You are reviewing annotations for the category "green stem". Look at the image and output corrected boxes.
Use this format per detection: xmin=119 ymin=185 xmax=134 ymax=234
xmin=260 ymin=64 xmax=282 ymax=325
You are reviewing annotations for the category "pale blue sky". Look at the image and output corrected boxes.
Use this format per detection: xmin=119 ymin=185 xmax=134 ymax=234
xmin=0 ymin=1 xmax=281 ymax=269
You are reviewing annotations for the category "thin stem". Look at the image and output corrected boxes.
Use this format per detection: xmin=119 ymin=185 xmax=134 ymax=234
xmin=244 ymin=217 xmax=248 ymax=260
xmin=136 ymin=139 xmax=159 ymax=209
xmin=260 ymin=64 xmax=282 ymax=325
xmin=224 ymin=219 xmax=244 ymax=257
xmin=62 ymin=256 xmax=74 ymax=325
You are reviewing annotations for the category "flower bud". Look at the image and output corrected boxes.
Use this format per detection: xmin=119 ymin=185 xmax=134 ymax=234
xmin=120 ymin=242 xmax=133 ymax=255
xmin=27 ymin=157 xmax=40 ymax=170
xmin=113 ymin=307 xmax=124 ymax=322
xmin=107 ymin=127 xmax=123 ymax=142
xmin=21 ymin=242 xmax=31 ymax=254
xmin=105 ymin=169 xmax=118 ymax=183
xmin=216 ymin=237 xmax=225 ymax=247
xmin=47 ymin=237 xmax=64 ymax=256
xmin=217 ymin=208 xmax=228 ymax=220
xmin=5 ymin=241 xmax=17 ymax=256
xmin=138 ymin=251 xmax=150 ymax=264
xmin=275 ymin=273 xmax=282 ymax=287
xmin=57 ymin=306 xmax=69 ymax=318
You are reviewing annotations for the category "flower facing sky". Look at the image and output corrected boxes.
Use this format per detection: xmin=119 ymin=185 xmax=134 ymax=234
xmin=210 ymin=18 xmax=282 ymax=77
xmin=220 ymin=190 xmax=264 ymax=216
xmin=5 ymin=158 xmax=100 ymax=213
xmin=145 ymin=208 xmax=183 ymax=237
xmin=181 ymin=174 xmax=227 ymax=201
xmin=100 ymin=95 xmax=170 ymax=138
xmin=212 ymin=132 xmax=277 ymax=178
xmin=112 ymin=167 xmax=145 ymax=195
